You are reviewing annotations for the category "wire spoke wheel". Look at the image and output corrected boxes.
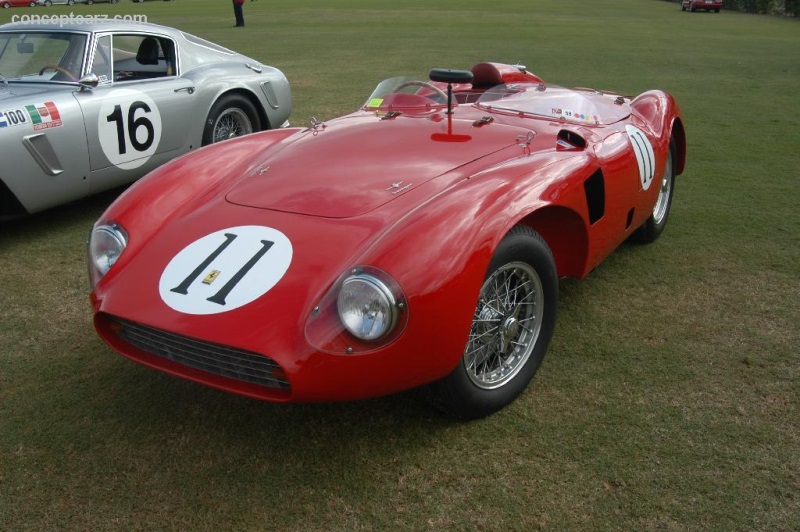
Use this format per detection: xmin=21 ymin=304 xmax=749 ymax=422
xmin=212 ymin=108 xmax=253 ymax=143
xmin=652 ymin=146 xmax=674 ymax=225
xmin=465 ymin=261 xmax=544 ymax=389
xmin=429 ymin=225 xmax=557 ymax=420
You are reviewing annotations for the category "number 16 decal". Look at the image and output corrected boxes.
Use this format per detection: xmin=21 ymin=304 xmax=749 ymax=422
xmin=159 ymin=226 xmax=293 ymax=315
xmin=98 ymin=89 xmax=162 ymax=171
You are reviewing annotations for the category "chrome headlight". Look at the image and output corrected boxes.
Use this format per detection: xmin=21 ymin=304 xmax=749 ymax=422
xmin=88 ymin=223 xmax=127 ymax=287
xmin=337 ymin=272 xmax=399 ymax=341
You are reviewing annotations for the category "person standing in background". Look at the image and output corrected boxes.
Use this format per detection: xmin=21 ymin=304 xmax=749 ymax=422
xmin=232 ymin=0 xmax=245 ymax=27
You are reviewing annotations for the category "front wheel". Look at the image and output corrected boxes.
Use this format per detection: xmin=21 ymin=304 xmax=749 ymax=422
xmin=429 ymin=225 xmax=558 ymax=420
xmin=85 ymin=0 xmax=93 ymax=5
xmin=202 ymin=94 xmax=261 ymax=146
xmin=635 ymin=137 xmax=676 ymax=243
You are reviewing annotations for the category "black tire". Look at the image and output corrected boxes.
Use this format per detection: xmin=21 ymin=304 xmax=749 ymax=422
xmin=29 ymin=1 xmax=36 ymax=6
xmin=429 ymin=225 xmax=558 ymax=420
xmin=85 ymin=0 xmax=93 ymax=4
xmin=1 ymin=2 xmax=9 ymax=9
xmin=202 ymin=94 xmax=262 ymax=146
xmin=67 ymin=0 xmax=74 ymax=4
xmin=634 ymin=137 xmax=676 ymax=243
xmin=44 ymin=0 xmax=52 ymax=6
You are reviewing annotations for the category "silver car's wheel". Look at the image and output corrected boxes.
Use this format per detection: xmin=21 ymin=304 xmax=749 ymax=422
xmin=430 ymin=225 xmax=558 ymax=420
xmin=212 ymin=108 xmax=254 ymax=143
xmin=466 ymin=262 xmax=544 ymax=389
xmin=202 ymin=94 xmax=262 ymax=145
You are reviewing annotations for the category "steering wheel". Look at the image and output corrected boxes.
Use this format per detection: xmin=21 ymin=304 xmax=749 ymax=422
xmin=393 ymin=80 xmax=448 ymax=103
xmin=39 ymin=64 xmax=76 ymax=81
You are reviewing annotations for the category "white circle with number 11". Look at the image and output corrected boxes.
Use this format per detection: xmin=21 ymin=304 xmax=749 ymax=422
xmin=159 ymin=226 xmax=293 ymax=315
xmin=98 ymin=89 xmax=162 ymax=170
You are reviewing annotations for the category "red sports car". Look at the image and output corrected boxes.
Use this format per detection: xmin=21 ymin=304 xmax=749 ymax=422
xmin=1 ymin=1 xmax=37 ymax=7
xmin=681 ymin=0 xmax=723 ymax=12
xmin=88 ymin=62 xmax=686 ymax=419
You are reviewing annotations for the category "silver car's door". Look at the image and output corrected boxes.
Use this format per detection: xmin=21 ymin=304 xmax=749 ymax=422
xmin=74 ymin=32 xmax=196 ymax=194
xmin=0 ymin=88 xmax=91 ymax=214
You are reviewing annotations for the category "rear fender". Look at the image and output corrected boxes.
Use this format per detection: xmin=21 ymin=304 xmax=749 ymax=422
xmin=631 ymin=90 xmax=685 ymax=175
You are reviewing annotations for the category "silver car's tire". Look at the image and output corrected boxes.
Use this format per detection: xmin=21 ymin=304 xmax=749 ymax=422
xmin=430 ymin=225 xmax=558 ymax=420
xmin=202 ymin=94 xmax=261 ymax=145
xmin=635 ymin=137 xmax=676 ymax=243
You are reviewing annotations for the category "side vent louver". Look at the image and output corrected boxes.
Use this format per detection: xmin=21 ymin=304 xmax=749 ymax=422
xmin=583 ymin=170 xmax=605 ymax=225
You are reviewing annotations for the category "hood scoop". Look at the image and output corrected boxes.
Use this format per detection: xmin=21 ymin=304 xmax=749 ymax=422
xmin=226 ymin=116 xmax=524 ymax=218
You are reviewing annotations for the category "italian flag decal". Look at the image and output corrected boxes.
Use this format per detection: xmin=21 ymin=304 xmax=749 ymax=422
xmin=24 ymin=102 xmax=63 ymax=131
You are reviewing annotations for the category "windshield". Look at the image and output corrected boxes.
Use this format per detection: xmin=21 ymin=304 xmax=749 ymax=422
xmin=362 ymin=77 xmax=628 ymax=125
xmin=0 ymin=32 xmax=87 ymax=82
xmin=363 ymin=76 xmax=449 ymax=111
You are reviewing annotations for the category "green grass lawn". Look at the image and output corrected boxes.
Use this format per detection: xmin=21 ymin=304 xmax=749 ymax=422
xmin=1 ymin=1 xmax=798 ymax=529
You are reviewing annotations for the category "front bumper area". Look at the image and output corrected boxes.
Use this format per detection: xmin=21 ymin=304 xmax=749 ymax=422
xmin=96 ymin=313 xmax=292 ymax=401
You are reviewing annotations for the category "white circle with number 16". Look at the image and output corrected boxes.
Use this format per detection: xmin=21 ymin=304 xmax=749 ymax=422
xmin=98 ymin=89 xmax=162 ymax=170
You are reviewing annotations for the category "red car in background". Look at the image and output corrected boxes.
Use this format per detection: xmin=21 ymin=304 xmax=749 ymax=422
xmin=1 ymin=1 xmax=37 ymax=7
xmin=681 ymin=0 xmax=723 ymax=12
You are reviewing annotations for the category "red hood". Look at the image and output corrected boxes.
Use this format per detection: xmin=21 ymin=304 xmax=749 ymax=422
xmin=225 ymin=113 xmax=528 ymax=218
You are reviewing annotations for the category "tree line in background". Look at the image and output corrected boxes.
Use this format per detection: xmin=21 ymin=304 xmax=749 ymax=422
xmin=724 ymin=0 xmax=800 ymax=15
xmin=666 ymin=0 xmax=800 ymax=16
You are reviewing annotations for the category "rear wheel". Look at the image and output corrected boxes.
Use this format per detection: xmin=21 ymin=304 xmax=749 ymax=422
xmin=635 ymin=138 xmax=676 ymax=243
xmin=202 ymin=94 xmax=261 ymax=146
xmin=430 ymin=225 xmax=558 ymax=420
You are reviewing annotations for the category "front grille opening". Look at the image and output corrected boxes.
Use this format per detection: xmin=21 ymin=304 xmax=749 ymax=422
xmin=109 ymin=317 xmax=290 ymax=390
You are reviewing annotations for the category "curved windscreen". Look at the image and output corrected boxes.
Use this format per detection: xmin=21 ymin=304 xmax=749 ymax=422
xmin=0 ymin=32 xmax=88 ymax=83
xmin=363 ymin=76 xmax=448 ymax=110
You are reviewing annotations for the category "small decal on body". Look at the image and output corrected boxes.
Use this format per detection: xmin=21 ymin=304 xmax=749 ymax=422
xmin=625 ymin=125 xmax=656 ymax=191
xmin=0 ymin=101 xmax=63 ymax=130
xmin=159 ymin=226 xmax=293 ymax=315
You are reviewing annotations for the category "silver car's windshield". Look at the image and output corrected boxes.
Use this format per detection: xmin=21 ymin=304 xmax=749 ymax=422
xmin=0 ymin=32 xmax=87 ymax=83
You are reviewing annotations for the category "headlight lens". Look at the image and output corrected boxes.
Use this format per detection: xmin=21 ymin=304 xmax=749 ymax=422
xmin=88 ymin=223 xmax=127 ymax=287
xmin=337 ymin=273 xmax=398 ymax=341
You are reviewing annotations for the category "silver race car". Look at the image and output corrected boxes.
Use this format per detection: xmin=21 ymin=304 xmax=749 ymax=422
xmin=0 ymin=21 xmax=291 ymax=218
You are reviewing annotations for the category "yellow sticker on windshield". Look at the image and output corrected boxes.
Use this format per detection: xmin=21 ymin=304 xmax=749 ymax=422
xmin=367 ymin=98 xmax=384 ymax=108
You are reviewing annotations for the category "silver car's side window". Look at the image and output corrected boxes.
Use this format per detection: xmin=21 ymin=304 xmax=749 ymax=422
xmin=111 ymin=34 xmax=178 ymax=83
